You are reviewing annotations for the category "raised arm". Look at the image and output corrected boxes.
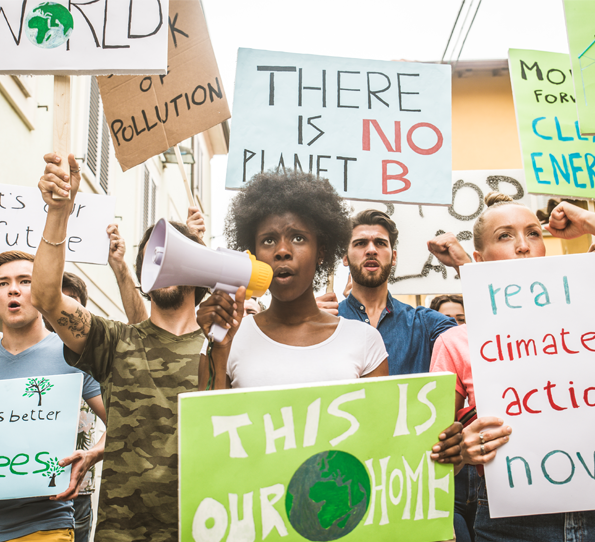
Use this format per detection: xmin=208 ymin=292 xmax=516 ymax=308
xmin=544 ymin=201 xmax=595 ymax=239
xmin=187 ymin=206 xmax=206 ymax=241
xmin=32 ymin=153 xmax=91 ymax=355
xmin=107 ymin=224 xmax=148 ymax=324
xmin=427 ymin=232 xmax=472 ymax=275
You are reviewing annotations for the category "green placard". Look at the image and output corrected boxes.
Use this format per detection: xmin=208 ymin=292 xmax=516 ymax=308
xmin=563 ymin=0 xmax=595 ymax=135
xmin=179 ymin=373 xmax=455 ymax=542
xmin=509 ymin=48 xmax=595 ymax=199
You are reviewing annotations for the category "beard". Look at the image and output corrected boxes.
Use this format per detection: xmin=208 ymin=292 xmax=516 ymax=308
xmin=151 ymin=285 xmax=193 ymax=310
xmin=347 ymin=257 xmax=393 ymax=288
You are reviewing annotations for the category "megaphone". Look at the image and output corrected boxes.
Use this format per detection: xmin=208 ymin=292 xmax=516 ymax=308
xmin=141 ymin=219 xmax=273 ymax=342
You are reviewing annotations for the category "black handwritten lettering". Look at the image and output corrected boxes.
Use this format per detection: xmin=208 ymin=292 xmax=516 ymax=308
xmin=367 ymin=72 xmax=391 ymax=109
xmin=156 ymin=103 xmax=168 ymax=123
xmin=131 ymin=115 xmax=146 ymax=136
xmin=67 ymin=237 xmax=82 ymax=253
xmin=69 ymin=1 xmax=101 ymax=48
xmin=243 ymin=149 xmax=256 ymax=182
xmin=0 ymin=2 xmax=27 ymax=45
xmin=397 ymin=73 xmax=421 ymax=112
xmin=316 ymin=155 xmax=331 ymax=177
xmin=520 ymin=60 xmax=543 ymax=81
xmin=142 ymin=110 xmax=158 ymax=132
xmin=168 ymin=12 xmax=188 ymax=48
xmin=12 ymin=196 xmax=25 ymax=210
xmin=298 ymin=68 xmax=326 ymax=107
xmin=337 ymin=71 xmax=360 ymax=108
xmin=336 ymin=156 xmax=357 ymax=191
xmin=0 ymin=193 xmax=5 ymax=209
xmin=170 ymin=94 xmax=184 ymax=116
xmin=128 ymin=0 xmax=163 ymax=39
xmin=140 ymin=77 xmax=152 ymax=92
xmin=25 ymin=227 xmax=36 ymax=249
xmin=257 ymin=66 xmax=297 ymax=106
xmin=208 ymin=78 xmax=223 ymax=102
xmin=192 ymin=85 xmax=206 ymax=105
xmin=103 ymin=0 xmax=130 ymax=49
xmin=76 ymin=205 xmax=86 ymax=218
xmin=306 ymin=116 xmax=324 ymax=146
xmin=111 ymin=119 xmax=124 ymax=146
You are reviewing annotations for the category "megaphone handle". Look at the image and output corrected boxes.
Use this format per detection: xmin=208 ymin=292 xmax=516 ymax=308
xmin=208 ymin=287 xmax=236 ymax=343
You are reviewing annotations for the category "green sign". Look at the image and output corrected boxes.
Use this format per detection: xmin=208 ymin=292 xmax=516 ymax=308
xmin=179 ymin=373 xmax=455 ymax=541
xmin=563 ymin=0 xmax=595 ymax=135
xmin=509 ymin=48 xmax=595 ymax=199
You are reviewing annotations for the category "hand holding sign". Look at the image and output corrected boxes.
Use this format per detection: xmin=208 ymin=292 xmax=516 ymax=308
xmin=461 ymin=417 xmax=512 ymax=465
xmin=39 ymin=153 xmax=80 ymax=206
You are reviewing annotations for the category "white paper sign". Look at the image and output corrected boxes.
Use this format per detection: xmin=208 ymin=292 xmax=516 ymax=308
xmin=226 ymin=48 xmax=452 ymax=205
xmin=461 ymin=254 xmax=595 ymax=517
xmin=0 ymin=0 xmax=169 ymax=75
xmin=349 ymin=169 xmax=529 ymax=295
xmin=0 ymin=183 xmax=114 ymax=264
xmin=0 ymin=373 xmax=82 ymax=499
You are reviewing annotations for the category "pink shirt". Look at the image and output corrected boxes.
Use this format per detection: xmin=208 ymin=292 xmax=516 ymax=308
xmin=430 ymin=324 xmax=475 ymax=408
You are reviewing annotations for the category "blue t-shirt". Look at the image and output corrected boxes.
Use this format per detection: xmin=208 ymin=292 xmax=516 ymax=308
xmin=0 ymin=332 xmax=101 ymax=542
xmin=338 ymin=292 xmax=456 ymax=375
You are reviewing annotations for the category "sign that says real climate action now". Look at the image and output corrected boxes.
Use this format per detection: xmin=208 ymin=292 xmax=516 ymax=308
xmin=226 ymin=49 xmax=452 ymax=205
xmin=462 ymin=253 xmax=595 ymax=517
xmin=180 ymin=374 xmax=456 ymax=542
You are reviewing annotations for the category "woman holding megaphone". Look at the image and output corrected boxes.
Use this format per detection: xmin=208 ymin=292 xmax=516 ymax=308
xmin=196 ymin=169 xmax=463 ymax=466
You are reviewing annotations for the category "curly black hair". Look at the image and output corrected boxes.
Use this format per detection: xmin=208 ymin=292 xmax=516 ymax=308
xmin=224 ymin=169 xmax=352 ymax=290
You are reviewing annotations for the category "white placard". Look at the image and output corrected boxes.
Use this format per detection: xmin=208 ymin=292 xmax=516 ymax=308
xmin=0 ymin=373 xmax=82 ymax=499
xmin=226 ymin=48 xmax=452 ymax=205
xmin=349 ymin=169 xmax=529 ymax=295
xmin=0 ymin=183 xmax=114 ymax=264
xmin=0 ymin=0 xmax=169 ymax=75
xmin=461 ymin=253 xmax=595 ymax=517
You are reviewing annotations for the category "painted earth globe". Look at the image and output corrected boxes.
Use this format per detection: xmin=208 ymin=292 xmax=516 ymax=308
xmin=285 ymin=450 xmax=371 ymax=541
xmin=26 ymin=2 xmax=74 ymax=49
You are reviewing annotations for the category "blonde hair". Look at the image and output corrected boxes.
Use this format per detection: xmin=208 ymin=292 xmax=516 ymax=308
xmin=473 ymin=192 xmax=521 ymax=252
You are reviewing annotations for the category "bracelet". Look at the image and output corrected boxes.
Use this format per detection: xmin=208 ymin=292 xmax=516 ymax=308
xmin=41 ymin=235 xmax=67 ymax=247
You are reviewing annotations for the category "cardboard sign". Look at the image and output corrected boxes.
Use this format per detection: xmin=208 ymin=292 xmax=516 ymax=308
xmin=461 ymin=253 xmax=595 ymax=517
xmin=349 ymin=169 xmax=530 ymax=295
xmin=0 ymin=373 xmax=82 ymax=499
xmin=509 ymin=48 xmax=595 ymax=199
xmin=563 ymin=0 xmax=595 ymax=135
xmin=179 ymin=373 xmax=456 ymax=542
xmin=226 ymin=48 xmax=452 ymax=205
xmin=98 ymin=0 xmax=230 ymax=171
xmin=0 ymin=0 xmax=169 ymax=75
xmin=0 ymin=183 xmax=114 ymax=264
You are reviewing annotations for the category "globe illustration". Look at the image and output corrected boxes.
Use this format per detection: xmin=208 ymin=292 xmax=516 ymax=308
xmin=285 ymin=451 xmax=370 ymax=541
xmin=26 ymin=2 xmax=74 ymax=49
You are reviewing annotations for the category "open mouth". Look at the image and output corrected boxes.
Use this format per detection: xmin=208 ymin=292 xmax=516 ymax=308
xmin=274 ymin=268 xmax=294 ymax=280
xmin=363 ymin=260 xmax=380 ymax=270
xmin=8 ymin=301 xmax=20 ymax=309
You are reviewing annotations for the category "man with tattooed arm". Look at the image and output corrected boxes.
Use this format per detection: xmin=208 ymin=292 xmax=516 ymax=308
xmin=32 ymin=153 xmax=208 ymax=542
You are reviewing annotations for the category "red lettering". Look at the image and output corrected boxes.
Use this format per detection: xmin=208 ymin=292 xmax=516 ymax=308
xmin=581 ymin=332 xmax=595 ymax=352
xmin=381 ymin=160 xmax=411 ymax=194
xmin=560 ymin=328 xmax=579 ymax=354
xmin=362 ymin=120 xmax=400 ymax=152
xmin=542 ymin=333 xmax=558 ymax=355
xmin=503 ymin=387 xmax=522 ymax=416
xmin=480 ymin=340 xmax=497 ymax=362
xmin=569 ymin=382 xmax=579 ymax=409
xmin=406 ymin=122 xmax=443 ymax=155
xmin=544 ymin=381 xmax=567 ymax=411
xmin=522 ymin=389 xmax=541 ymax=414
xmin=516 ymin=339 xmax=537 ymax=358
xmin=585 ymin=387 xmax=595 ymax=407
xmin=496 ymin=334 xmax=504 ymax=361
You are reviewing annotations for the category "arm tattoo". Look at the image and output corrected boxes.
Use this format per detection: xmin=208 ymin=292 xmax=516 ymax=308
xmin=57 ymin=307 xmax=91 ymax=339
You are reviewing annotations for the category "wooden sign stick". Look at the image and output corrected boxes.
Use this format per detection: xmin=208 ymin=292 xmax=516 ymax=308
xmin=326 ymin=273 xmax=335 ymax=294
xmin=174 ymin=144 xmax=204 ymax=213
xmin=53 ymin=76 xmax=71 ymax=200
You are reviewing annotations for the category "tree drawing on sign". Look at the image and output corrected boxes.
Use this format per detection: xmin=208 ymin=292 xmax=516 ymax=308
xmin=23 ymin=377 xmax=54 ymax=407
xmin=42 ymin=457 xmax=65 ymax=487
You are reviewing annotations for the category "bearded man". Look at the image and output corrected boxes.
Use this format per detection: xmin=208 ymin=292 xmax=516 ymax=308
xmin=32 ymin=153 xmax=207 ymax=542
xmin=338 ymin=209 xmax=457 ymax=375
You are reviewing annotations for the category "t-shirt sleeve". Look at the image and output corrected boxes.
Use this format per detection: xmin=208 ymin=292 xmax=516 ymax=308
xmin=64 ymin=314 xmax=125 ymax=384
xmin=361 ymin=325 xmax=388 ymax=376
xmin=430 ymin=333 xmax=466 ymax=399
xmin=81 ymin=372 xmax=101 ymax=400
xmin=425 ymin=309 xmax=457 ymax=352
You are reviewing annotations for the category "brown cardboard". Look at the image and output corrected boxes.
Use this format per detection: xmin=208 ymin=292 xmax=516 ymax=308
xmin=98 ymin=0 xmax=230 ymax=171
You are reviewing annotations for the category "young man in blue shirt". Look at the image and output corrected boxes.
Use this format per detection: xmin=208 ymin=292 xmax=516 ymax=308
xmin=336 ymin=209 xmax=466 ymax=375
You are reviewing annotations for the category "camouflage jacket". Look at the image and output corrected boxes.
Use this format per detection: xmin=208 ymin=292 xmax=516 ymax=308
xmin=66 ymin=315 xmax=204 ymax=542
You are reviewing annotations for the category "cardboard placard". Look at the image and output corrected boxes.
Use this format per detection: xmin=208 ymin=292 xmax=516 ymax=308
xmin=0 ymin=0 xmax=169 ymax=75
xmin=226 ymin=48 xmax=452 ymax=205
xmin=349 ymin=169 xmax=530 ymax=295
xmin=563 ymin=0 xmax=595 ymax=135
xmin=0 ymin=373 xmax=82 ymax=499
xmin=461 ymin=253 xmax=595 ymax=517
xmin=98 ymin=0 xmax=230 ymax=172
xmin=0 ymin=183 xmax=114 ymax=265
xmin=179 ymin=373 xmax=455 ymax=541
xmin=509 ymin=48 xmax=595 ymax=199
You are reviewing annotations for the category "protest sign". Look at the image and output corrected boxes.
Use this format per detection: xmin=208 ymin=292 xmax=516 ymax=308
xmin=98 ymin=0 xmax=230 ymax=172
xmin=349 ymin=169 xmax=530 ymax=295
xmin=0 ymin=373 xmax=82 ymax=499
xmin=179 ymin=373 xmax=456 ymax=542
xmin=563 ymin=0 xmax=595 ymax=135
xmin=0 ymin=183 xmax=114 ymax=264
xmin=461 ymin=253 xmax=595 ymax=517
xmin=509 ymin=48 xmax=595 ymax=199
xmin=226 ymin=48 xmax=452 ymax=205
xmin=0 ymin=0 xmax=169 ymax=75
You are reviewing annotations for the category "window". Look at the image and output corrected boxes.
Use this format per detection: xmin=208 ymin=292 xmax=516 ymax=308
xmin=86 ymin=77 xmax=110 ymax=193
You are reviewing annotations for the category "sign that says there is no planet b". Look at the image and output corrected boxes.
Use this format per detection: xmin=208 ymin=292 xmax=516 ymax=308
xmin=226 ymin=49 xmax=452 ymax=205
